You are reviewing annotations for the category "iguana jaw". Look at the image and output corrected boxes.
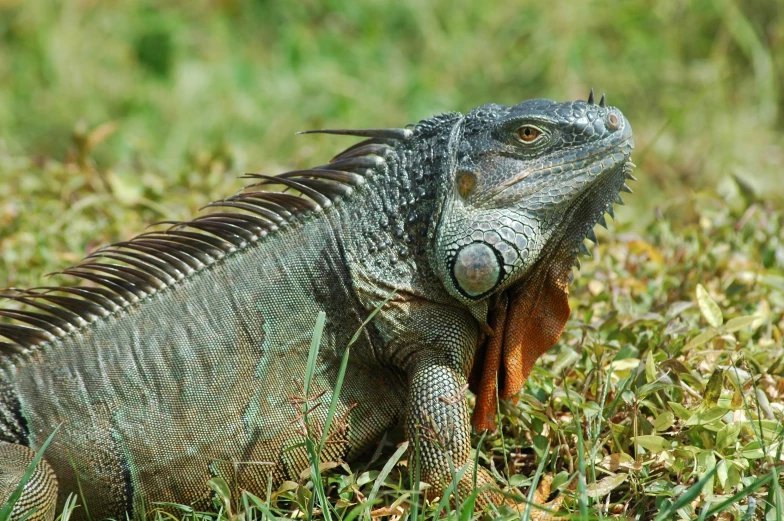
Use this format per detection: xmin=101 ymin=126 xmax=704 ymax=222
xmin=547 ymin=145 xmax=636 ymax=274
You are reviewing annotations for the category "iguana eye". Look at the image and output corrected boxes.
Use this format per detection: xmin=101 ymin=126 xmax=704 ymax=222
xmin=516 ymin=125 xmax=541 ymax=143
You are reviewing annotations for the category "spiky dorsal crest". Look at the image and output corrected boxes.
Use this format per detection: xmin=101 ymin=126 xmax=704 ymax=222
xmin=0 ymin=128 xmax=411 ymax=356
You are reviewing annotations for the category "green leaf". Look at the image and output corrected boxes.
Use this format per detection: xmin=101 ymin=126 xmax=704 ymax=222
xmin=723 ymin=315 xmax=758 ymax=332
xmin=243 ymin=490 xmax=283 ymax=521
xmin=696 ymin=284 xmax=723 ymax=327
xmin=637 ymin=380 xmax=678 ymax=399
xmin=356 ymin=471 xmax=377 ymax=487
xmin=458 ymin=490 xmax=478 ymax=521
xmin=669 ymin=401 xmax=693 ymax=420
xmin=106 ymin=170 xmax=143 ymax=206
xmin=207 ymin=476 xmax=232 ymax=514
xmin=608 ymin=358 xmax=640 ymax=377
xmin=635 ymin=435 xmax=671 ymax=452
xmin=582 ymin=400 xmax=602 ymax=419
xmin=740 ymin=441 xmax=765 ymax=459
xmin=716 ymin=460 xmax=728 ymax=490
xmin=703 ymin=368 xmax=724 ymax=406
xmin=654 ymin=466 xmax=718 ymax=521
xmin=653 ymin=411 xmax=675 ymax=432
xmin=704 ymin=473 xmax=772 ymax=517
xmin=685 ymin=407 xmax=729 ymax=426
xmin=683 ymin=329 xmax=719 ymax=351
xmin=585 ymin=473 xmax=628 ymax=498
xmin=715 ymin=422 xmax=741 ymax=452
xmin=697 ymin=450 xmax=716 ymax=498
xmin=645 ymin=350 xmax=657 ymax=383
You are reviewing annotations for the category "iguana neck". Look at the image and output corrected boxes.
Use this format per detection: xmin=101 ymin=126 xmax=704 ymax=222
xmin=340 ymin=113 xmax=464 ymax=308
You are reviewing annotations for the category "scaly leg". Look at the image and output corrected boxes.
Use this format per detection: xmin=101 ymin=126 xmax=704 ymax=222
xmin=406 ymin=353 xmax=509 ymax=508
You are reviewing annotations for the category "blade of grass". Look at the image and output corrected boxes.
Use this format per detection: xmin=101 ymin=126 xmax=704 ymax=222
xmin=432 ymin=457 xmax=470 ymax=520
xmin=58 ymin=493 xmax=79 ymax=521
xmin=700 ymin=483 xmax=766 ymax=521
xmin=365 ymin=440 xmax=409 ymax=519
xmin=342 ymin=500 xmax=379 ymax=521
xmin=445 ymin=445 xmax=462 ymax=515
xmin=318 ymin=291 xmax=396 ymax=453
xmin=304 ymin=432 xmax=333 ymax=521
xmin=244 ymin=490 xmax=284 ymax=521
xmin=563 ymin=382 xmax=589 ymax=519
xmin=302 ymin=311 xmax=329 ymax=521
xmin=730 ymin=356 xmax=780 ymax=520
xmin=303 ymin=295 xmax=395 ymax=521
xmin=471 ymin=430 xmax=486 ymax=490
xmin=522 ymin=442 xmax=549 ymax=521
xmin=410 ymin=428 xmax=421 ymax=521
xmin=765 ymin=469 xmax=782 ymax=521
xmin=303 ymin=311 xmax=327 ymax=416
xmin=654 ymin=466 xmax=718 ymax=521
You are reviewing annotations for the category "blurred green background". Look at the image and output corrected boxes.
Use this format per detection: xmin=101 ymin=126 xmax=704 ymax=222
xmin=1 ymin=0 xmax=782 ymax=284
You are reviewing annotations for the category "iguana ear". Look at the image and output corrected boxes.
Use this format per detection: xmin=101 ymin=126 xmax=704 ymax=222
xmin=470 ymin=267 xmax=570 ymax=432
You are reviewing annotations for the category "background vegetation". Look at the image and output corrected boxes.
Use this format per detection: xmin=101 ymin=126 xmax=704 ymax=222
xmin=0 ymin=0 xmax=782 ymax=519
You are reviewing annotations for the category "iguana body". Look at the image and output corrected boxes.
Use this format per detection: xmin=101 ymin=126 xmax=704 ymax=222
xmin=0 ymin=94 xmax=634 ymax=519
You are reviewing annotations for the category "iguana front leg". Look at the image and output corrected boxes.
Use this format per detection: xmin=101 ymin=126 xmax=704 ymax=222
xmin=407 ymin=359 xmax=568 ymax=517
xmin=406 ymin=353 xmax=504 ymax=506
xmin=390 ymin=304 xmax=506 ymax=508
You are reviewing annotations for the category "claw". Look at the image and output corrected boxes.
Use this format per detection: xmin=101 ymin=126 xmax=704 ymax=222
xmin=527 ymin=473 xmax=571 ymax=521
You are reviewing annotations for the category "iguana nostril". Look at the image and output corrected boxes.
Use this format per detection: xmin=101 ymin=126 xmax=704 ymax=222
xmin=452 ymin=242 xmax=500 ymax=297
xmin=606 ymin=113 xmax=620 ymax=130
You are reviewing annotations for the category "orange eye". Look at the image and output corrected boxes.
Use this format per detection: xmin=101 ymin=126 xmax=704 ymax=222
xmin=516 ymin=126 xmax=541 ymax=142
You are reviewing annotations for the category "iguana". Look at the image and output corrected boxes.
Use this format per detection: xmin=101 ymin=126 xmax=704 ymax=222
xmin=0 ymin=92 xmax=634 ymax=520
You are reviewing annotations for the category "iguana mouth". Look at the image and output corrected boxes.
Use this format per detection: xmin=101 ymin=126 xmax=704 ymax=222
xmin=495 ymin=136 xmax=635 ymax=197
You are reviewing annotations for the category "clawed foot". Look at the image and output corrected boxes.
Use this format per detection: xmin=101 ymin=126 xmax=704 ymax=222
xmin=520 ymin=473 xmax=572 ymax=521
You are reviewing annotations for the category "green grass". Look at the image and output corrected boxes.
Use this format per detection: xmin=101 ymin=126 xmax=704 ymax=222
xmin=1 ymin=1 xmax=783 ymax=519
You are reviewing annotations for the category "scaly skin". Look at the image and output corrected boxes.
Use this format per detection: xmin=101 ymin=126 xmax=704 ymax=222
xmin=0 ymin=95 xmax=633 ymax=519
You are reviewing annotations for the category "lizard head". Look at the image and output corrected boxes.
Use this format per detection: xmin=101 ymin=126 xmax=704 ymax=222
xmin=429 ymin=93 xmax=635 ymax=430
xmin=433 ymin=93 xmax=635 ymax=304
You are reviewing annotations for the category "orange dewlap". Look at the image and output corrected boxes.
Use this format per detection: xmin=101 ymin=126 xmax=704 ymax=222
xmin=470 ymin=268 xmax=571 ymax=431
xmin=471 ymin=292 xmax=508 ymax=432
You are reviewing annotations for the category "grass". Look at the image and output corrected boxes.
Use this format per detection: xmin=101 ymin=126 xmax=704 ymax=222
xmin=1 ymin=1 xmax=783 ymax=520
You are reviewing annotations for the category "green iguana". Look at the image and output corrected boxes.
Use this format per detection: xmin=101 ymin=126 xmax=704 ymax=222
xmin=0 ymin=92 xmax=634 ymax=520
